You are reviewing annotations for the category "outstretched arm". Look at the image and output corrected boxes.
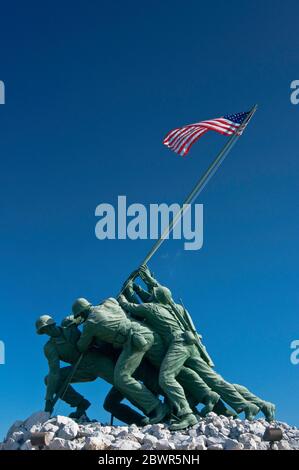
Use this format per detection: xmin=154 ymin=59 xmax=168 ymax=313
xmin=139 ymin=264 xmax=159 ymax=290
xmin=133 ymin=283 xmax=152 ymax=303
xmin=121 ymin=278 xmax=140 ymax=304
xmin=118 ymin=294 xmax=152 ymax=321
xmin=77 ymin=322 xmax=94 ymax=353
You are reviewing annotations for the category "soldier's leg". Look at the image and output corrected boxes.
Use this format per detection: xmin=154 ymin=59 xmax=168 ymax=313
xmin=113 ymin=333 xmax=161 ymax=416
xmin=176 ymin=366 xmax=220 ymax=416
xmin=135 ymin=358 xmax=160 ymax=396
xmin=45 ymin=367 xmax=91 ymax=411
xmin=212 ymin=399 xmax=237 ymax=418
xmin=233 ymin=383 xmax=275 ymax=422
xmin=83 ymin=352 xmax=115 ymax=385
xmin=145 ymin=333 xmax=218 ymax=418
xmin=103 ymin=387 xmax=148 ymax=426
xmin=185 ymin=352 xmax=259 ymax=420
xmin=159 ymin=341 xmax=198 ymax=423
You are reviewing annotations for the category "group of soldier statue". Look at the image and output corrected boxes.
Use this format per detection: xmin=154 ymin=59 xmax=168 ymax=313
xmin=35 ymin=265 xmax=275 ymax=431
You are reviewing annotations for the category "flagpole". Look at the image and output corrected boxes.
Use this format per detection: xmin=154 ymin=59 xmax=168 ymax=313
xmin=120 ymin=104 xmax=258 ymax=292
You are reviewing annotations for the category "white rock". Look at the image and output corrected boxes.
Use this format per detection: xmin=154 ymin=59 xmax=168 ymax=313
xmin=142 ymin=434 xmax=158 ymax=447
xmin=48 ymin=438 xmax=77 ymax=450
xmin=20 ymin=440 xmax=35 ymax=451
xmin=188 ymin=428 xmax=198 ymax=437
xmin=130 ymin=430 xmax=145 ymax=443
xmin=100 ymin=426 xmax=112 ymax=434
xmin=2 ymin=438 xmax=20 ymax=450
xmin=277 ymin=440 xmax=292 ymax=451
xmin=78 ymin=425 xmax=95 ymax=437
xmin=155 ymin=439 xmax=175 ymax=450
xmin=140 ymin=443 xmax=154 ymax=450
xmin=6 ymin=420 xmax=24 ymax=439
xmin=24 ymin=411 xmax=50 ymax=430
xmin=195 ymin=442 xmax=207 ymax=450
xmin=10 ymin=431 xmax=25 ymax=443
xmin=208 ymin=444 xmax=223 ymax=450
xmin=248 ymin=422 xmax=266 ymax=437
xmin=205 ymin=423 xmax=219 ymax=437
xmin=29 ymin=424 xmax=42 ymax=434
xmin=224 ymin=438 xmax=244 ymax=450
xmin=58 ymin=420 xmax=79 ymax=440
xmin=113 ymin=425 xmax=128 ymax=433
xmin=206 ymin=436 xmax=226 ymax=447
xmin=41 ymin=422 xmax=60 ymax=434
xmin=238 ymin=433 xmax=258 ymax=450
xmin=56 ymin=416 xmax=75 ymax=426
xmin=92 ymin=431 xmax=114 ymax=446
xmin=3 ymin=414 xmax=299 ymax=451
xmin=210 ymin=416 xmax=224 ymax=429
xmin=256 ymin=442 xmax=269 ymax=450
xmin=115 ymin=429 xmax=129 ymax=439
xmin=219 ymin=416 xmax=230 ymax=426
xmin=184 ymin=437 xmax=199 ymax=450
xmin=84 ymin=436 xmax=107 ymax=450
xmin=111 ymin=439 xmax=141 ymax=450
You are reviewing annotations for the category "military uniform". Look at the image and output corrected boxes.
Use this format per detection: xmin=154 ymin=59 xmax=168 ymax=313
xmin=76 ymin=298 xmax=165 ymax=416
xmin=43 ymin=319 xmax=156 ymax=424
xmin=119 ymin=294 xmax=254 ymax=416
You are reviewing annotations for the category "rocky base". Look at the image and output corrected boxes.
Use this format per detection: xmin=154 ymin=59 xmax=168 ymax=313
xmin=1 ymin=411 xmax=299 ymax=451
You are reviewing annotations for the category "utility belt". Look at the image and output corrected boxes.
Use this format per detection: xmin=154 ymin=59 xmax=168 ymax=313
xmin=174 ymin=330 xmax=197 ymax=345
xmin=113 ymin=320 xmax=131 ymax=346
xmin=113 ymin=320 xmax=150 ymax=351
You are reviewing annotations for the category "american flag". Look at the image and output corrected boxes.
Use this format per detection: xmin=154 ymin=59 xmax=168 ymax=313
xmin=163 ymin=111 xmax=250 ymax=157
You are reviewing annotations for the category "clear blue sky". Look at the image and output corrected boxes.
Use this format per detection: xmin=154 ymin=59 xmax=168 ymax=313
xmin=0 ymin=1 xmax=298 ymax=439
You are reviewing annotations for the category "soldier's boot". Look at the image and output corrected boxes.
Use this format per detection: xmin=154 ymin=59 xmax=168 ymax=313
xmin=148 ymin=402 xmax=169 ymax=424
xmin=140 ymin=416 xmax=150 ymax=426
xmin=200 ymin=391 xmax=220 ymax=417
xmin=212 ymin=399 xmax=237 ymax=418
xmin=261 ymin=402 xmax=276 ymax=422
xmin=241 ymin=402 xmax=259 ymax=421
xmin=69 ymin=398 xmax=91 ymax=420
xmin=169 ymin=413 xmax=198 ymax=431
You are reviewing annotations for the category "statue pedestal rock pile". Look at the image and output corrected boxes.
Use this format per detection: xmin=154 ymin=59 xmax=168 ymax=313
xmin=1 ymin=411 xmax=299 ymax=451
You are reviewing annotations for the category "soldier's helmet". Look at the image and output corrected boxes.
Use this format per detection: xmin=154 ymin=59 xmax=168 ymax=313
xmin=35 ymin=315 xmax=56 ymax=335
xmin=72 ymin=298 xmax=91 ymax=318
xmin=152 ymin=286 xmax=173 ymax=304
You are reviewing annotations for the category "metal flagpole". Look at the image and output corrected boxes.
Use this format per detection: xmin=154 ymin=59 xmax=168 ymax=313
xmin=121 ymin=104 xmax=258 ymax=292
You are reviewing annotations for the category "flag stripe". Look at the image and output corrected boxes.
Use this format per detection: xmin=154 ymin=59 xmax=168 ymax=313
xmin=180 ymin=128 xmax=208 ymax=156
xmin=163 ymin=111 xmax=249 ymax=156
xmin=171 ymin=127 xmax=201 ymax=153
xmin=176 ymin=127 xmax=206 ymax=155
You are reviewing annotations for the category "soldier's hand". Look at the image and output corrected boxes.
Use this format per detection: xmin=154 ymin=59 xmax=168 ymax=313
xmin=118 ymin=294 xmax=126 ymax=304
xmin=45 ymin=399 xmax=54 ymax=414
xmin=128 ymin=269 xmax=139 ymax=280
xmin=122 ymin=278 xmax=133 ymax=292
xmin=139 ymin=264 xmax=151 ymax=279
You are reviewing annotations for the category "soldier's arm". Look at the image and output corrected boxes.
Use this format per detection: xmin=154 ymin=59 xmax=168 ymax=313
xmin=133 ymin=283 xmax=152 ymax=303
xmin=122 ymin=282 xmax=140 ymax=304
xmin=139 ymin=265 xmax=159 ymax=290
xmin=118 ymin=295 xmax=152 ymax=320
xmin=77 ymin=322 xmax=94 ymax=353
xmin=44 ymin=343 xmax=60 ymax=402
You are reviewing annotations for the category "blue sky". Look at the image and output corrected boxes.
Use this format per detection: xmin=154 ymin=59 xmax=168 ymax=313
xmin=0 ymin=1 xmax=298 ymax=439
